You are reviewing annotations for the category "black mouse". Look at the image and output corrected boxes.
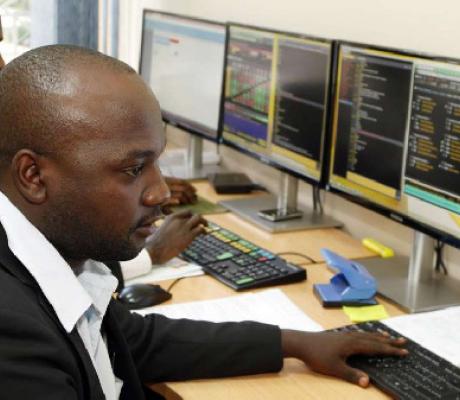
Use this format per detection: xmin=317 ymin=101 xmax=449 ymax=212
xmin=118 ymin=284 xmax=172 ymax=310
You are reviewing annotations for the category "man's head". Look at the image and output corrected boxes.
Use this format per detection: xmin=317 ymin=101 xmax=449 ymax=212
xmin=0 ymin=45 xmax=170 ymax=265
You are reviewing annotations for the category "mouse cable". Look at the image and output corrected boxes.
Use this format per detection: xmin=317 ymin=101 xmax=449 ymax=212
xmin=276 ymin=251 xmax=316 ymax=264
xmin=166 ymin=277 xmax=185 ymax=293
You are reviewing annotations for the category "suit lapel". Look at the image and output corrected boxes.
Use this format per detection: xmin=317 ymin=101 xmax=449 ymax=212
xmin=0 ymin=223 xmax=106 ymax=400
xmin=0 ymin=224 xmax=38 ymax=287
xmin=104 ymin=302 xmax=145 ymax=400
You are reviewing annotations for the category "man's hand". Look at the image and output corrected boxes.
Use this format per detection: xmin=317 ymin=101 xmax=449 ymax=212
xmin=281 ymin=329 xmax=407 ymax=387
xmin=145 ymin=210 xmax=207 ymax=264
xmin=164 ymin=176 xmax=197 ymax=206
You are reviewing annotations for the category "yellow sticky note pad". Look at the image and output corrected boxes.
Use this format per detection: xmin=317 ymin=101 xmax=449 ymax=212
xmin=343 ymin=305 xmax=389 ymax=323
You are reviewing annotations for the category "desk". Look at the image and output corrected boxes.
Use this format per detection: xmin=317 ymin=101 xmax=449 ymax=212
xmin=151 ymin=181 xmax=405 ymax=399
xmin=193 ymin=181 xmax=377 ymax=262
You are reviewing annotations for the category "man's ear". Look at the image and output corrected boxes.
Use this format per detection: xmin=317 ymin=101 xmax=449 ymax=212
xmin=11 ymin=149 xmax=48 ymax=204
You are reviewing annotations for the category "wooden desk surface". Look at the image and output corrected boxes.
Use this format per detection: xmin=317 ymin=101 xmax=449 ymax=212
xmin=194 ymin=180 xmax=376 ymax=262
xmin=151 ymin=181 xmax=405 ymax=399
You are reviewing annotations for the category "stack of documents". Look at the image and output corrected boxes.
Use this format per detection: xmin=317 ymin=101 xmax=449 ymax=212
xmin=125 ymin=257 xmax=203 ymax=285
xmin=135 ymin=288 xmax=323 ymax=332
xmin=384 ymin=307 xmax=460 ymax=366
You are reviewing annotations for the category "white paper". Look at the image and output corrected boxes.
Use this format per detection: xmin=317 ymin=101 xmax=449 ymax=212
xmin=125 ymin=257 xmax=203 ymax=284
xmin=384 ymin=306 xmax=460 ymax=366
xmin=135 ymin=288 xmax=323 ymax=332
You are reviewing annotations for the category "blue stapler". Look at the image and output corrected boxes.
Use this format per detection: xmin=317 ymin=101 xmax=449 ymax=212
xmin=313 ymin=249 xmax=377 ymax=307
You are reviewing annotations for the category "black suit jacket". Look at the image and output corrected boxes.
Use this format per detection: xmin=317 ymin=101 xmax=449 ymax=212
xmin=0 ymin=225 xmax=283 ymax=399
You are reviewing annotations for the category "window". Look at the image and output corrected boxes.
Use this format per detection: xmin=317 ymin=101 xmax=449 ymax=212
xmin=0 ymin=0 xmax=31 ymax=62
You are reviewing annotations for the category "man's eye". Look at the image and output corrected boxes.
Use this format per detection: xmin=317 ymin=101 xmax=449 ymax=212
xmin=125 ymin=165 xmax=144 ymax=177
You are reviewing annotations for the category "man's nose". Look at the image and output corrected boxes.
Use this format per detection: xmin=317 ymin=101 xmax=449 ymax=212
xmin=142 ymin=169 xmax=170 ymax=207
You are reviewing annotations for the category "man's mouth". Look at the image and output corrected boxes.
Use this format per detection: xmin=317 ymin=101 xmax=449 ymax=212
xmin=135 ymin=224 xmax=157 ymax=237
xmin=134 ymin=213 xmax=163 ymax=237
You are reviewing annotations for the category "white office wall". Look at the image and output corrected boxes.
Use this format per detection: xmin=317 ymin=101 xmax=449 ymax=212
xmin=119 ymin=0 xmax=460 ymax=68
xmin=118 ymin=0 xmax=460 ymax=279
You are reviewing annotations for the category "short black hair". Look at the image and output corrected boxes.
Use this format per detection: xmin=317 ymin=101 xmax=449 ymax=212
xmin=0 ymin=44 xmax=136 ymax=169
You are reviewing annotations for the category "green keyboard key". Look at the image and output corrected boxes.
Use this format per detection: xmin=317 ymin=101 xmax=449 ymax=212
xmin=235 ymin=277 xmax=254 ymax=285
xmin=217 ymin=252 xmax=234 ymax=260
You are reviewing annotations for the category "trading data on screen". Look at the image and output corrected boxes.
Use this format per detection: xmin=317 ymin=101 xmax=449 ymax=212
xmin=330 ymin=46 xmax=413 ymax=201
xmin=223 ymin=25 xmax=332 ymax=180
xmin=404 ymin=62 xmax=460 ymax=215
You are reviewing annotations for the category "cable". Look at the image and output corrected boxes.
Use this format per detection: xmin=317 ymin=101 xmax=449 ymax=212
xmin=312 ymin=186 xmax=324 ymax=214
xmin=165 ymin=277 xmax=185 ymax=293
xmin=276 ymin=251 xmax=316 ymax=264
xmin=434 ymin=240 xmax=448 ymax=275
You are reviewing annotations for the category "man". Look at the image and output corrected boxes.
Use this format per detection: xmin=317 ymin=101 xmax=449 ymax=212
xmin=0 ymin=20 xmax=200 ymax=283
xmin=0 ymin=45 xmax=407 ymax=400
xmin=0 ymin=16 xmax=196 ymax=206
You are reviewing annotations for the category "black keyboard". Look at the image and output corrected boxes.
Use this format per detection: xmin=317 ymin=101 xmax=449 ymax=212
xmin=334 ymin=321 xmax=460 ymax=400
xmin=181 ymin=222 xmax=306 ymax=290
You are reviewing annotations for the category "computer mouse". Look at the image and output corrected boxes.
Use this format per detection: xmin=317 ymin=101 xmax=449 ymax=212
xmin=118 ymin=283 xmax=172 ymax=310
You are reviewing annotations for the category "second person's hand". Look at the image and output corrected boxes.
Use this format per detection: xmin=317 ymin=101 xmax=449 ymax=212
xmin=164 ymin=176 xmax=198 ymax=205
xmin=145 ymin=210 xmax=207 ymax=265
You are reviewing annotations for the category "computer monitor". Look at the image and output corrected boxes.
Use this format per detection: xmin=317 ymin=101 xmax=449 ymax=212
xmin=219 ymin=23 xmax=341 ymax=232
xmin=328 ymin=42 xmax=460 ymax=311
xmin=139 ymin=10 xmax=227 ymax=179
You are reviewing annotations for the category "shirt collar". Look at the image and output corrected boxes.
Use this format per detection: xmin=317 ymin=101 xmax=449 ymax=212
xmin=76 ymin=260 xmax=118 ymax=318
xmin=0 ymin=191 xmax=116 ymax=332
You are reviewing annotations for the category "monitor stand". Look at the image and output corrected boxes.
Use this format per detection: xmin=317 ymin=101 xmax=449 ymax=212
xmin=161 ymin=135 xmax=226 ymax=181
xmin=359 ymin=232 xmax=460 ymax=313
xmin=220 ymin=173 xmax=342 ymax=233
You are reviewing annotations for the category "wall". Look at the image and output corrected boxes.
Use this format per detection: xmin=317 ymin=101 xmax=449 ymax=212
xmin=118 ymin=0 xmax=460 ymax=279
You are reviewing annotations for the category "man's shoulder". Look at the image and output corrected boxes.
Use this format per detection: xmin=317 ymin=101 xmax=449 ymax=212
xmin=0 ymin=262 xmax=34 ymax=301
xmin=0 ymin=262 xmax=56 ymax=327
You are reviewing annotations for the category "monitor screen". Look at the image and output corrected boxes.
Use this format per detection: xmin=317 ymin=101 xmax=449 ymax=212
xmin=139 ymin=11 xmax=226 ymax=140
xmin=404 ymin=62 xmax=460 ymax=216
xmin=329 ymin=43 xmax=460 ymax=244
xmin=222 ymin=25 xmax=333 ymax=182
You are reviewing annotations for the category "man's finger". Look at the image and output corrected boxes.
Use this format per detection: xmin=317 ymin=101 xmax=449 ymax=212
xmin=184 ymin=191 xmax=198 ymax=204
xmin=336 ymin=362 xmax=370 ymax=387
xmin=171 ymin=210 xmax=194 ymax=219
xmin=165 ymin=197 xmax=180 ymax=206
xmin=169 ymin=182 xmax=197 ymax=194
xmin=191 ymin=225 xmax=207 ymax=237
xmin=350 ymin=338 xmax=409 ymax=357
xmin=361 ymin=331 xmax=406 ymax=345
xmin=186 ymin=214 xmax=207 ymax=228
xmin=170 ymin=190 xmax=189 ymax=204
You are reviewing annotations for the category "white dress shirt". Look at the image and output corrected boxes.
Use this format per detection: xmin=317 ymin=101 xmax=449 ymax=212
xmin=120 ymin=248 xmax=152 ymax=280
xmin=0 ymin=191 xmax=122 ymax=399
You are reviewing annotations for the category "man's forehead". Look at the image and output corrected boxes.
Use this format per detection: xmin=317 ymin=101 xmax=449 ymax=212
xmin=70 ymin=123 xmax=166 ymax=165
xmin=58 ymin=67 xmax=163 ymax=143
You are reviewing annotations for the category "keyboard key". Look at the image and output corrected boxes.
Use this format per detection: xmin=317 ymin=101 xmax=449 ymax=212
xmin=235 ymin=277 xmax=254 ymax=285
xmin=216 ymin=252 xmax=234 ymax=261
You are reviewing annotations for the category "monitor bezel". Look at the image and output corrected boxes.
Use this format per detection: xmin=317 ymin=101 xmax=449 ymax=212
xmin=139 ymin=9 xmax=227 ymax=143
xmin=326 ymin=39 xmax=460 ymax=249
xmin=220 ymin=22 xmax=335 ymax=188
